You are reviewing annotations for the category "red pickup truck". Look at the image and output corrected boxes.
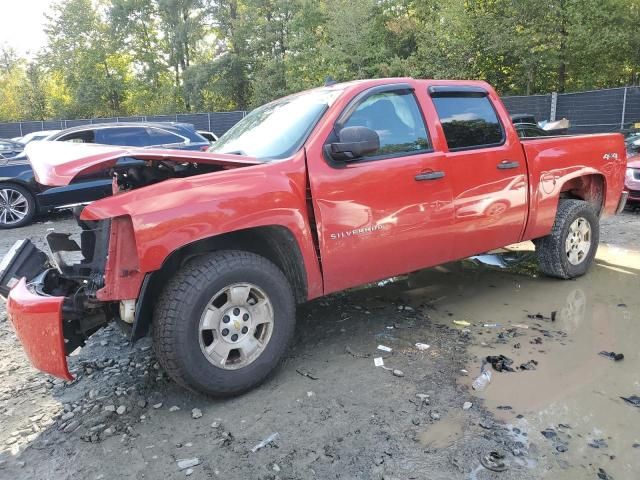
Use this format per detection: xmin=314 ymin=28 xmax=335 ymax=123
xmin=1 ymin=78 xmax=628 ymax=396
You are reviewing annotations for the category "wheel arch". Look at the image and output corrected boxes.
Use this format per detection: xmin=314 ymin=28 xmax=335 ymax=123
xmin=132 ymin=225 xmax=308 ymax=341
xmin=558 ymin=173 xmax=607 ymax=215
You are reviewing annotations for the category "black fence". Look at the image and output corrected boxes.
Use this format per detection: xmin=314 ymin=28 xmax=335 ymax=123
xmin=0 ymin=111 xmax=246 ymax=139
xmin=502 ymin=86 xmax=640 ymax=134
xmin=2 ymin=86 xmax=640 ymax=138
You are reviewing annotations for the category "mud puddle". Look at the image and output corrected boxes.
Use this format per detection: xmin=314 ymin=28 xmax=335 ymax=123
xmin=419 ymin=414 xmax=465 ymax=448
xmin=382 ymin=243 xmax=640 ymax=479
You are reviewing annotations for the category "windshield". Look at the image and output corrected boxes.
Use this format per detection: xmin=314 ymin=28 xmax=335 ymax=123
xmin=209 ymin=88 xmax=343 ymax=160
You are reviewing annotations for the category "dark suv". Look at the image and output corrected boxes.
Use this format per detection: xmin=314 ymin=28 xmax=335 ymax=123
xmin=0 ymin=123 xmax=209 ymax=228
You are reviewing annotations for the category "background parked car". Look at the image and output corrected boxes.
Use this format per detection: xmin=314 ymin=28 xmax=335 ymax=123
xmin=0 ymin=122 xmax=209 ymax=228
xmin=197 ymin=130 xmax=218 ymax=142
xmin=0 ymin=140 xmax=25 ymax=159
xmin=12 ymin=130 xmax=61 ymax=144
xmin=514 ymin=123 xmax=551 ymax=138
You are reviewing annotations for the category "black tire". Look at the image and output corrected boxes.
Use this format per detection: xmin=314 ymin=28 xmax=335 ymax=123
xmin=536 ymin=199 xmax=599 ymax=279
xmin=0 ymin=182 xmax=36 ymax=229
xmin=152 ymin=250 xmax=296 ymax=397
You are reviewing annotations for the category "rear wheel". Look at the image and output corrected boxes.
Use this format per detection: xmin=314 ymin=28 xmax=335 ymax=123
xmin=152 ymin=250 xmax=296 ymax=397
xmin=0 ymin=183 xmax=36 ymax=229
xmin=536 ymin=199 xmax=599 ymax=279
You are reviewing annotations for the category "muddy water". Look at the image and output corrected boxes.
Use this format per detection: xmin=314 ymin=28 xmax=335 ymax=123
xmin=395 ymin=243 xmax=640 ymax=479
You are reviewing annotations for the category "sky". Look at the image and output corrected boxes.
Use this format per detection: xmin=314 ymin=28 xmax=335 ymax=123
xmin=0 ymin=0 xmax=54 ymax=57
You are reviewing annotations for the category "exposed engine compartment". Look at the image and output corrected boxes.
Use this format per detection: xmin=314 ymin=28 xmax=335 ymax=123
xmin=110 ymin=158 xmax=224 ymax=193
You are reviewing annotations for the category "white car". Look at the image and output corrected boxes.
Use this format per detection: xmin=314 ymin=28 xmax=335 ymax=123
xmin=13 ymin=130 xmax=61 ymax=145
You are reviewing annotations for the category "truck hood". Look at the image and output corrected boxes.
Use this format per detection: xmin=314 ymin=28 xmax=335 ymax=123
xmin=25 ymin=141 xmax=261 ymax=186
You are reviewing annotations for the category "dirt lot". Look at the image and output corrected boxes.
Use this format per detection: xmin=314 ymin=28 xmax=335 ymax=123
xmin=1 ymin=209 xmax=639 ymax=480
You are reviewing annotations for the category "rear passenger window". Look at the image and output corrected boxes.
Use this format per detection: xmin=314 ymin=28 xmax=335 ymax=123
xmin=342 ymin=91 xmax=430 ymax=158
xmin=96 ymin=127 xmax=149 ymax=147
xmin=432 ymin=95 xmax=504 ymax=150
xmin=146 ymin=128 xmax=184 ymax=145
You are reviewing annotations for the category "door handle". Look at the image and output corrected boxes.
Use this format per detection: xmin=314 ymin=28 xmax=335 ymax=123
xmin=415 ymin=171 xmax=445 ymax=181
xmin=497 ymin=160 xmax=520 ymax=170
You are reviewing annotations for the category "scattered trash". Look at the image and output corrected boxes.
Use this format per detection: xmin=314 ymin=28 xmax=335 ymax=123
xmin=486 ymin=355 xmax=515 ymax=372
xmin=177 ymin=458 xmax=200 ymax=470
xmin=617 ymin=303 xmax=627 ymax=308
xmin=620 ymin=395 xmax=640 ymax=408
xmin=251 ymin=432 xmax=279 ymax=453
xmin=588 ymin=439 xmax=608 ymax=449
xmin=373 ymin=357 xmax=384 ymax=367
xmin=597 ymin=467 xmax=613 ymax=479
xmin=460 ymin=369 xmax=468 ymax=375
xmin=527 ymin=313 xmax=551 ymax=320
xmin=519 ymin=359 xmax=538 ymax=371
xmin=415 ymin=393 xmax=430 ymax=409
xmin=496 ymin=405 xmax=512 ymax=410
xmin=514 ymin=343 xmax=521 ymax=349
xmin=430 ymin=411 xmax=440 ymax=420
xmin=345 ymin=345 xmax=370 ymax=358
xmin=541 ymin=429 xmax=557 ymax=439
xmin=556 ymin=444 xmax=568 ymax=453
xmin=479 ymin=451 xmax=508 ymax=472
xmin=392 ymin=369 xmax=404 ymax=377
xmin=191 ymin=408 xmax=203 ymax=419
xmin=530 ymin=337 xmax=543 ymax=345
xmin=377 ymin=345 xmax=392 ymax=353
xmin=472 ymin=370 xmax=492 ymax=391
xmin=453 ymin=320 xmax=471 ymax=327
xmin=415 ymin=343 xmax=430 ymax=351
xmin=599 ymin=351 xmax=624 ymax=361
xmin=462 ymin=401 xmax=473 ymax=410
xmin=512 ymin=324 xmax=529 ymax=329
xmin=483 ymin=323 xmax=501 ymax=328
xmin=295 ymin=368 xmax=319 ymax=380
xmin=551 ymin=311 xmax=557 ymax=321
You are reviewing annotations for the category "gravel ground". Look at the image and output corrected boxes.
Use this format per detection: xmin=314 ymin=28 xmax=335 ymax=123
xmin=0 ymin=209 xmax=638 ymax=480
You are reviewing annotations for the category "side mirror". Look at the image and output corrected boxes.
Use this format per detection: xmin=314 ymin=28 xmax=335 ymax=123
xmin=328 ymin=126 xmax=380 ymax=161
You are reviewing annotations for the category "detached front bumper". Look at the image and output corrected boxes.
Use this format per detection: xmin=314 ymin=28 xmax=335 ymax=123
xmin=7 ymin=278 xmax=72 ymax=380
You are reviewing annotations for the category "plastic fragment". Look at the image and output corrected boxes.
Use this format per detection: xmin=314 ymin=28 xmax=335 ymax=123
xmin=453 ymin=320 xmax=471 ymax=327
xmin=251 ymin=432 xmax=279 ymax=453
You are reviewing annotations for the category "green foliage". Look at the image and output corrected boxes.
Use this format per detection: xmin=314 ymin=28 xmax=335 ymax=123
xmin=1 ymin=0 xmax=640 ymax=122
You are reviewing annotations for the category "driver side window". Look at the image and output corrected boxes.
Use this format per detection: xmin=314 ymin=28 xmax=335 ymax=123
xmin=342 ymin=91 xmax=431 ymax=158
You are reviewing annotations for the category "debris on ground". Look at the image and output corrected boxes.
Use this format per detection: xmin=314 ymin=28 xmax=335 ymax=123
xmin=620 ymin=395 xmax=640 ymax=407
xmin=251 ymin=432 xmax=279 ymax=453
xmin=373 ymin=357 xmax=384 ymax=367
xmin=177 ymin=458 xmax=200 ymax=470
xmin=479 ymin=451 xmax=508 ymax=472
xmin=191 ymin=408 xmax=202 ymax=419
xmin=415 ymin=342 xmax=430 ymax=351
xmin=345 ymin=345 xmax=370 ymax=358
xmin=463 ymin=402 xmax=473 ymax=410
xmin=392 ymin=369 xmax=404 ymax=377
xmin=472 ymin=370 xmax=492 ymax=391
xmin=377 ymin=345 xmax=392 ymax=353
xmin=295 ymin=368 xmax=319 ymax=380
xmin=588 ymin=438 xmax=608 ymax=449
xmin=453 ymin=320 xmax=471 ymax=327
xmin=519 ymin=359 xmax=538 ymax=371
xmin=597 ymin=467 xmax=613 ymax=479
xmin=483 ymin=323 xmax=502 ymax=328
xmin=599 ymin=351 xmax=624 ymax=361
xmin=486 ymin=355 xmax=515 ymax=372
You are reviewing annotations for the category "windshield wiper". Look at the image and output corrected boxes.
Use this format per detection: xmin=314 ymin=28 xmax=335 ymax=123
xmin=222 ymin=150 xmax=248 ymax=156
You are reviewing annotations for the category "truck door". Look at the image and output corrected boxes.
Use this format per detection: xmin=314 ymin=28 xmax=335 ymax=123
xmin=428 ymin=87 xmax=528 ymax=258
xmin=306 ymin=84 xmax=454 ymax=294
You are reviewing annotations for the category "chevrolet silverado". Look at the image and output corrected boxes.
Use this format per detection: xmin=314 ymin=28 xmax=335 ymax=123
xmin=0 ymin=78 xmax=628 ymax=396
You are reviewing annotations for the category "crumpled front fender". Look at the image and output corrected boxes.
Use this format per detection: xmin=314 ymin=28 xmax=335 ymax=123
xmin=7 ymin=278 xmax=72 ymax=380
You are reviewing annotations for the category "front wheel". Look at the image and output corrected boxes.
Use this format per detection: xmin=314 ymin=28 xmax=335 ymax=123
xmin=0 ymin=183 xmax=36 ymax=229
xmin=536 ymin=199 xmax=599 ymax=279
xmin=152 ymin=250 xmax=296 ymax=397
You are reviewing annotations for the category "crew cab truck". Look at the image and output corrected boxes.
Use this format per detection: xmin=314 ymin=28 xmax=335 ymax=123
xmin=1 ymin=78 xmax=628 ymax=397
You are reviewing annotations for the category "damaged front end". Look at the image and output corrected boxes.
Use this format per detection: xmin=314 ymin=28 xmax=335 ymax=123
xmin=1 ymin=212 xmax=115 ymax=379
